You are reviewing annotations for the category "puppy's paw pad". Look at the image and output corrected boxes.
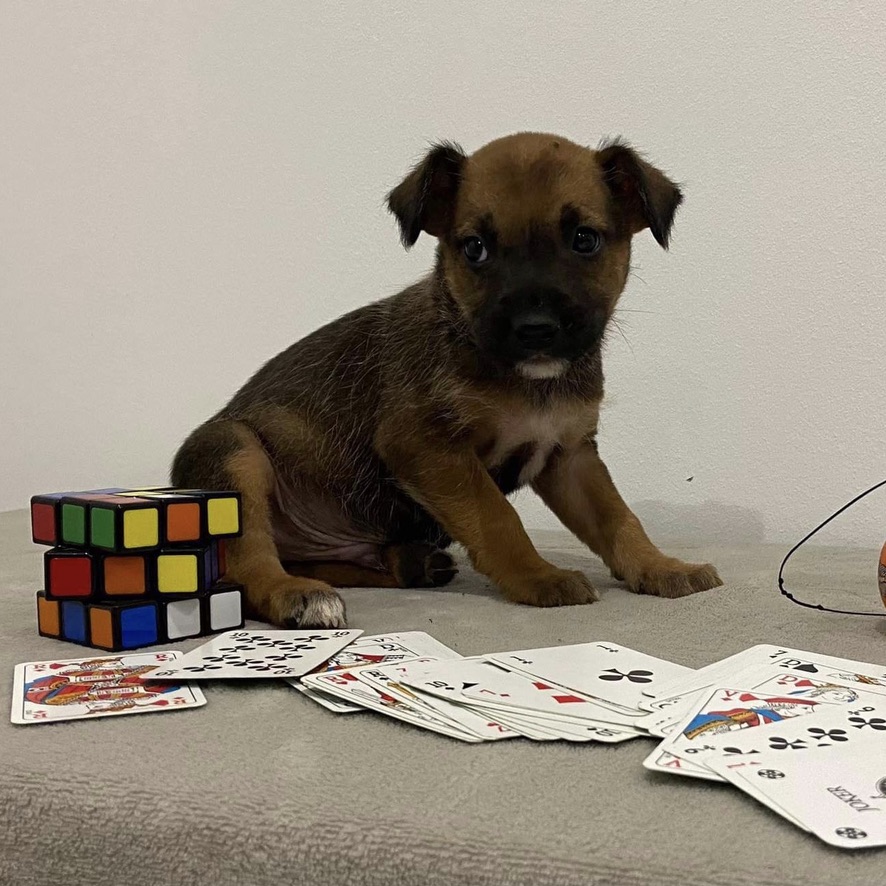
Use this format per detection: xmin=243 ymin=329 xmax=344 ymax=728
xmin=630 ymin=561 xmax=722 ymax=599
xmin=426 ymin=550 xmax=458 ymax=587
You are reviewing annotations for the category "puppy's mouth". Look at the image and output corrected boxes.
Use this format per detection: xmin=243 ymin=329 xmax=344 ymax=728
xmin=515 ymin=355 xmax=570 ymax=380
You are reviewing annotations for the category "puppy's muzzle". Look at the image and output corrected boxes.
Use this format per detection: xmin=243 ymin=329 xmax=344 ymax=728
xmin=512 ymin=310 xmax=561 ymax=354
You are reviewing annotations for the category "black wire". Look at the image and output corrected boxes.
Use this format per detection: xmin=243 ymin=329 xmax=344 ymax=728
xmin=778 ymin=477 xmax=886 ymax=617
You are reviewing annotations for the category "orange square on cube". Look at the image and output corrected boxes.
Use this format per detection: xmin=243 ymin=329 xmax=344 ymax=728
xmin=166 ymin=502 xmax=201 ymax=543
xmin=89 ymin=608 xmax=115 ymax=649
xmin=103 ymin=556 xmax=147 ymax=595
xmin=37 ymin=593 xmax=61 ymax=637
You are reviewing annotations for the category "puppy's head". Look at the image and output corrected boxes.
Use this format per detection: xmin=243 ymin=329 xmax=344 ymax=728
xmin=387 ymin=133 xmax=682 ymax=379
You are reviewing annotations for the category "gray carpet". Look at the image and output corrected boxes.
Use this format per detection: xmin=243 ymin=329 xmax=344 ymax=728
xmin=2 ymin=507 xmax=885 ymax=886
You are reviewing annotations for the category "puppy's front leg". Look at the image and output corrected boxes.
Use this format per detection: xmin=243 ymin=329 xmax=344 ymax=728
xmin=533 ymin=440 xmax=722 ymax=597
xmin=380 ymin=440 xmax=597 ymax=607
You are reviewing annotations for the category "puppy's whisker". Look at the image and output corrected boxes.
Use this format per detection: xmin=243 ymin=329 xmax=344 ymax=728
xmin=614 ymin=308 xmax=658 ymax=315
xmin=628 ymin=264 xmax=648 ymax=286
xmin=609 ymin=317 xmax=635 ymax=357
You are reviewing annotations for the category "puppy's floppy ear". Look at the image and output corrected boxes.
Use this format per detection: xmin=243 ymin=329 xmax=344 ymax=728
xmin=597 ymin=140 xmax=683 ymax=249
xmin=387 ymin=141 xmax=466 ymax=248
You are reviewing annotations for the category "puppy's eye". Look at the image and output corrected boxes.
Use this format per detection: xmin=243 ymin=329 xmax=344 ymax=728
xmin=463 ymin=236 xmax=489 ymax=264
xmin=572 ymin=227 xmax=602 ymax=256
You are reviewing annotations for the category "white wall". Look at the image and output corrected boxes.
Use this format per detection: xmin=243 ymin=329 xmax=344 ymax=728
xmin=3 ymin=2 xmax=885 ymax=550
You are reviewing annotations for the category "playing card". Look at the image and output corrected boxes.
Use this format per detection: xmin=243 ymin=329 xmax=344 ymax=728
xmin=11 ymin=652 xmax=205 ymax=724
xmin=288 ymin=631 xmax=460 ymax=713
xmin=401 ymin=658 xmax=641 ymax=742
xmin=303 ymin=667 xmax=481 ymax=741
xmin=658 ymin=686 xmax=834 ymax=766
xmin=357 ymin=658 xmax=517 ymax=741
xmin=420 ymin=660 xmax=645 ymax=730
xmin=642 ymin=645 xmax=791 ymax=703
xmin=707 ymin=736 xmax=886 ymax=848
xmin=645 ymin=665 xmax=874 ymax=739
xmin=687 ymin=689 xmax=886 ymax=763
xmin=478 ymin=708 xmax=561 ymax=741
xmin=149 ymin=629 xmax=362 ymax=679
xmin=646 ymin=645 xmax=886 ymax=710
xmin=642 ymin=748 xmax=724 ymax=782
xmin=291 ymin=682 xmax=361 ymax=713
xmin=488 ymin=641 xmax=691 ymax=713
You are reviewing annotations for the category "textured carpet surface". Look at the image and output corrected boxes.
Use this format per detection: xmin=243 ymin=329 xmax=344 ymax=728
xmin=1 ymin=507 xmax=885 ymax=886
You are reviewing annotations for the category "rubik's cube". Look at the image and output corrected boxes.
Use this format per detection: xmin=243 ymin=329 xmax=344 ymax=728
xmin=30 ymin=487 xmax=246 ymax=651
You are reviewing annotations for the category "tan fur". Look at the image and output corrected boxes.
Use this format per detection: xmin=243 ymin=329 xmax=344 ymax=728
xmin=172 ymin=132 xmax=720 ymax=628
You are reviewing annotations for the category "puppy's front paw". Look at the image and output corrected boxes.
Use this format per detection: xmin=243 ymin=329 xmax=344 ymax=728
xmin=505 ymin=568 xmax=599 ymax=608
xmin=268 ymin=577 xmax=348 ymax=628
xmin=627 ymin=559 xmax=722 ymax=599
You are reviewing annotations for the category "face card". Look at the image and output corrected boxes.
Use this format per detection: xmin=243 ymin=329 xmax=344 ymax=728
xmin=149 ymin=629 xmax=362 ymax=679
xmin=646 ymin=666 xmax=874 ymax=739
xmin=11 ymin=652 xmax=205 ymax=724
xmin=488 ymin=642 xmax=691 ymax=713
xmin=687 ymin=690 xmax=886 ymax=764
xmin=659 ymin=687 xmax=829 ymax=765
xmin=765 ymin=655 xmax=886 ymax=696
xmin=647 ymin=645 xmax=886 ymax=709
xmin=707 ymin=737 xmax=886 ymax=848
xmin=302 ymin=632 xmax=460 ymax=674
xmin=287 ymin=631 xmax=461 ymax=713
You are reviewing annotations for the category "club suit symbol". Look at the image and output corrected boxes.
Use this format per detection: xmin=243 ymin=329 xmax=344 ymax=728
xmin=848 ymin=716 xmax=886 ymax=730
xmin=768 ymin=737 xmax=807 ymax=751
xmin=806 ymin=727 xmax=848 ymax=746
xmin=598 ymin=669 xmax=654 ymax=684
xmin=835 ymin=827 xmax=867 ymax=840
xmin=757 ymin=769 xmax=785 ymax=779
xmin=872 ymin=776 xmax=886 ymax=799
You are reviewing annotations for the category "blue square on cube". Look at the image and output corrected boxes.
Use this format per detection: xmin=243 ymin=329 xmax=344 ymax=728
xmin=119 ymin=604 xmax=158 ymax=649
xmin=61 ymin=601 xmax=87 ymax=643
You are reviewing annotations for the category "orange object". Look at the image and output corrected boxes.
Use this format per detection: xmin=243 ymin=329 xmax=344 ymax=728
xmin=165 ymin=502 xmax=201 ymax=542
xmin=37 ymin=594 xmax=61 ymax=637
xmin=103 ymin=556 xmax=147 ymax=595
xmin=89 ymin=608 xmax=115 ymax=650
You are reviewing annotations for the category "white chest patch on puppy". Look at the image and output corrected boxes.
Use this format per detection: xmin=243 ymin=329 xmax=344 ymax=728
xmin=485 ymin=404 xmax=593 ymax=486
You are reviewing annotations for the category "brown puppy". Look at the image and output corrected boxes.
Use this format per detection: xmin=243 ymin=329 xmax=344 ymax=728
xmin=172 ymin=132 xmax=722 ymax=628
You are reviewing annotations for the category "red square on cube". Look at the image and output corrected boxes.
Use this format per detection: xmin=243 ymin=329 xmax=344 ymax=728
xmin=32 ymin=502 xmax=57 ymax=544
xmin=47 ymin=552 xmax=93 ymax=597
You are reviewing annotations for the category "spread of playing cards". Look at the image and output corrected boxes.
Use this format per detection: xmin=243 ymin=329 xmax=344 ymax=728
xmin=12 ymin=632 xmax=886 ymax=850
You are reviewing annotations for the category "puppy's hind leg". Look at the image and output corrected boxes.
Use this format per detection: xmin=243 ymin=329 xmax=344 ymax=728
xmin=283 ymin=545 xmax=457 ymax=589
xmin=171 ymin=420 xmax=347 ymax=628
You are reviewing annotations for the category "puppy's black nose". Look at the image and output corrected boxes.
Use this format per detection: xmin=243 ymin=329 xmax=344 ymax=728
xmin=513 ymin=312 xmax=560 ymax=351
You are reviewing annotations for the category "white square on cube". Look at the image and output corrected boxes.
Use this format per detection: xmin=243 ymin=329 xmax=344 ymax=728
xmin=166 ymin=598 xmax=202 ymax=640
xmin=209 ymin=590 xmax=242 ymax=631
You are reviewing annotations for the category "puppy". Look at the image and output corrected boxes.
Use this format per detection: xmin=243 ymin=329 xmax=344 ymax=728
xmin=172 ymin=132 xmax=722 ymax=628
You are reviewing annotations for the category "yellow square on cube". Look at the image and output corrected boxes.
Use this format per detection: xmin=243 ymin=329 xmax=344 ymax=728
xmin=123 ymin=507 xmax=159 ymax=549
xmin=207 ymin=497 xmax=239 ymax=535
xmin=157 ymin=554 xmax=198 ymax=593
